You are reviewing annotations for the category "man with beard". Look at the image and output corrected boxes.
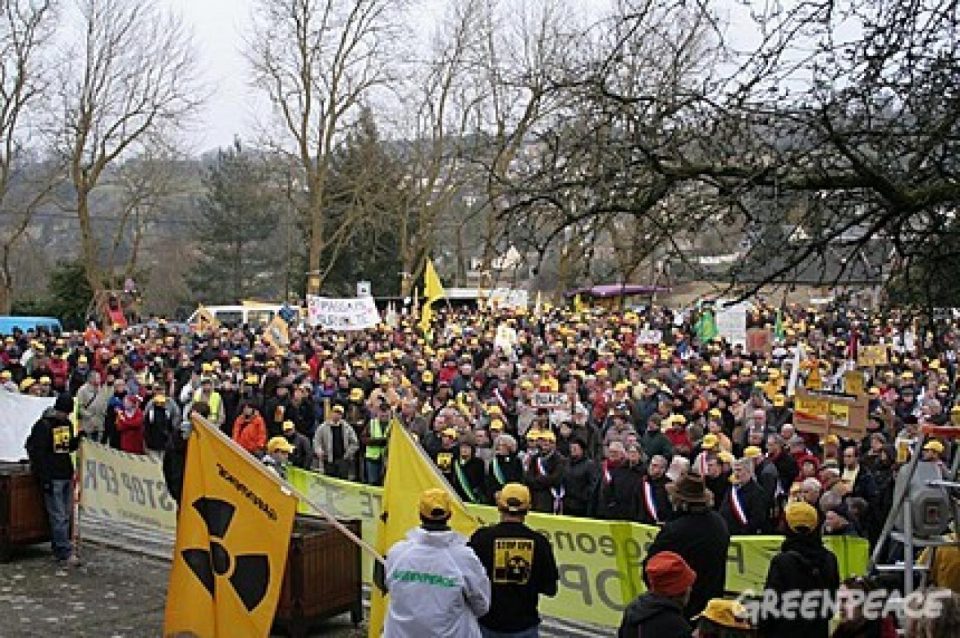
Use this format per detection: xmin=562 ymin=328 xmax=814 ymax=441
xmin=485 ymin=433 xmax=525 ymax=502
xmin=638 ymin=454 xmax=673 ymax=526
xmin=563 ymin=438 xmax=598 ymax=517
xmin=720 ymin=458 xmax=769 ymax=534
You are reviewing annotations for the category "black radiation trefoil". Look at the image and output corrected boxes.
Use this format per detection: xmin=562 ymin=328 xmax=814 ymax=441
xmin=182 ymin=497 xmax=271 ymax=611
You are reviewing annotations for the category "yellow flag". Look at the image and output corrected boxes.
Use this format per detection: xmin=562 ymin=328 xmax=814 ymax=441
xmin=368 ymin=426 xmax=479 ymax=638
xmin=423 ymin=258 xmax=446 ymax=303
xmin=573 ymin=294 xmax=586 ymax=313
xmin=419 ymin=299 xmax=434 ymax=335
xmin=193 ymin=304 xmax=220 ymax=333
xmin=263 ymin=315 xmax=290 ymax=348
xmin=164 ymin=415 xmax=297 ymax=638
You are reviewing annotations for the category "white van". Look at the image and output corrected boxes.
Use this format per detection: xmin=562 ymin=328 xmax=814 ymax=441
xmin=186 ymin=305 xmax=282 ymax=328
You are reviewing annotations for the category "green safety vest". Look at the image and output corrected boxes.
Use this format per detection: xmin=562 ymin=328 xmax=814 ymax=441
xmin=365 ymin=419 xmax=389 ymax=460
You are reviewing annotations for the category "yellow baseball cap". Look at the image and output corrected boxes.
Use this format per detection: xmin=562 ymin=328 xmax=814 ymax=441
xmin=282 ymin=420 xmax=296 ymax=432
xmin=702 ymin=434 xmax=719 ymax=449
xmin=708 ymin=408 xmax=722 ymax=418
xmin=267 ymin=436 xmax=294 ymax=454
xmin=718 ymin=451 xmax=735 ymax=464
xmin=441 ymin=427 xmax=457 ymax=438
xmin=350 ymin=388 xmax=364 ymax=400
xmin=695 ymin=599 xmax=752 ymax=630
xmin=497 ymin=483 xmax=531 ymax=514
xmin=539 ymin=430 xmax=556 ymax=442
xmin=923 ymin=440 xmax=945 ymax=455
xmin=785 ymin=501 xmax=818 ymax=533
xmin=823 ymin=434 xmax=840 ymax=446
xmin=20 ymin=377 xmax=35 ymax=391
xmin=489 ymin=419 xmax=505 ymax=431
xmin=419 ymin=488 xmax=452 ymax=521
xmin=743 ymin=446 xmax=762 ymax=459
xmin=773 ymin=394 xmax=786 ymax=407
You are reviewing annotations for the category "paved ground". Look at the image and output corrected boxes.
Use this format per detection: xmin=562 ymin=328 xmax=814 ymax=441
xmin=1 ymin=517 xmax=604 ymax=637
xmin=0 ymin=542 xmax=363 ymax=637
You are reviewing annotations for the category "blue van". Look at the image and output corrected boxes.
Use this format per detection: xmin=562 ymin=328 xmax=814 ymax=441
xmin=0 ymin=316 xmax=63 ymax=336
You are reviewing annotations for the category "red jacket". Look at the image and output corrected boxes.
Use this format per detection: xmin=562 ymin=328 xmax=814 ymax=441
xmin=232 ymin=412 xmax=267 ymax=454
xmin=116 ymin=408 xmax=145 ymax=454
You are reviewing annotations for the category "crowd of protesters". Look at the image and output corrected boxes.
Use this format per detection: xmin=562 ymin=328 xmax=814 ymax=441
xmin=6 ymin=298 xmax=960 ymax=635
xmin=4 ymin=303 xmax=956 ymax=539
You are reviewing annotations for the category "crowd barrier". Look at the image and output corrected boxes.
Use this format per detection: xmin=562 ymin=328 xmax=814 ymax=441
xmin=78 ymin=442 xmax=869 ymax=628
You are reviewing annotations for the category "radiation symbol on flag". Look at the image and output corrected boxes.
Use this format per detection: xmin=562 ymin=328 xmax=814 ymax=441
xmin=181 ymin=497 xmax=271 ymax=611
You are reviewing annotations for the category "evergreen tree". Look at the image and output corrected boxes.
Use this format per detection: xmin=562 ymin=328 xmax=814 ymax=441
xmin=188 ymin=139 xmax=283 ymax=303
xmin=320 ymin=108 xmax=406 ymax=297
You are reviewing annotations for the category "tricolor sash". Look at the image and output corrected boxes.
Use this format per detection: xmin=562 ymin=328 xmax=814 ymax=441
xmin=730 ymin=485 xmax=749 ymax=527
xmin=642 ymin=477 xmax=660 ymax=523
xmin=538 ymin=456 xmax=565 ymax=514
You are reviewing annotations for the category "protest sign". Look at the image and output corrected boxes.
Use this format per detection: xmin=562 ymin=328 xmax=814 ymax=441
xmin=794 ymin=389 xmax=868 ymax=440
xmin=306 ymin=295 xmax=381 ymax=331
xmin=844 ymin=370 xmax=865 ymax=396
xmin=636 ymin=329 xmax=663 ymax=345
xmin=857 ymin=344 xmax=889 ymax=368
xmin=0 ymin=392 xmax=54 ymax=461
xmin=79 ymin=441 xmax=177 ymax=533
xmin=531 ymin=392 xmax=570 ymax=410
xmin=746 ymin=327 xmax=773 ymax=355
xmin=716 ymin=302 xmax=748 ymax=346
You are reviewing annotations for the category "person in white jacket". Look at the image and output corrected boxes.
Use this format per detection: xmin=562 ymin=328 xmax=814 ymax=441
xmin=381 ymin=488 xmax=491 ymax=637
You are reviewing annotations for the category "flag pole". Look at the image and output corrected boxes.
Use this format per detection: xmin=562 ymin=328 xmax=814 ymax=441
xmin=191 ymin=415 xmax=385 ymax=567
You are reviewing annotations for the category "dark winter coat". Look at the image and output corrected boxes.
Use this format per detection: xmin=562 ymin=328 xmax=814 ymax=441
xmin=759 ymin=533 xmax=841 ymax=638
xmin=618 ymin=592 xmax=694 ymax=638
xmin=644 ymin=506 xmax=731 ymax=619
xmin=720 ymin=479 xmax=769 ymax=534
xmin=563 ymin=455 xmax=598 ymax=516
xmin=597 ymin=463 xmax=643 ymax=521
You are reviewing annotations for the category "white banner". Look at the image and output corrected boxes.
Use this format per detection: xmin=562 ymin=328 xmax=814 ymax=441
xmin=716 ymin=302 xmax=749 ymax=346
xmin=306 ymin=295 xmax=381 ymax=331
xmin=79 ymin=441 xmax=177 ymax=533
xmin=637 ymin=329 xmax=663 ymax=345
xmin=486 ymin=288 xmax=529 ymax=310
xmin=0 ymin=391 xmax=55 ymax=461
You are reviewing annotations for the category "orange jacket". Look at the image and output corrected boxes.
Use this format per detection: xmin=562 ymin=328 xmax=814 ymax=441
xmin=232 ymin=412 xmax=266 ymax=454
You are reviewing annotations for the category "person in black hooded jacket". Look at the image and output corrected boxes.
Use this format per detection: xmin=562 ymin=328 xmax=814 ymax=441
xmin=619 ymin=550 xmax=696 ymax=638
xmin=759 ymin=501 xmax=840 ymax=638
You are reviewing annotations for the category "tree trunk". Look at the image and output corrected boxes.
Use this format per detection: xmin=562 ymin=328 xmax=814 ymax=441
xmin=307 ymin=179 xmax=326 ymax=295
xmin=76 ymin=190 xmax=103 ymax=294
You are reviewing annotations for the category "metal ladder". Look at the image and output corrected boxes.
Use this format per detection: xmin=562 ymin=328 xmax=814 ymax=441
xmin=868 ymin=425 xmax=960 ymax=600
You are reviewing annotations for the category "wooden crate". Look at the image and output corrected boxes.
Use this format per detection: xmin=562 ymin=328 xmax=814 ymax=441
xmin=273 ymin=515 xmax=363 ymax=638
xmin=0 ymin=462 xmax=51 ymax=562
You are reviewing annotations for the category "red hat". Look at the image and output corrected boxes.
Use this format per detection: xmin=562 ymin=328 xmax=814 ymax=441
xmin=646 ymin=551 xmax=697 ymax=597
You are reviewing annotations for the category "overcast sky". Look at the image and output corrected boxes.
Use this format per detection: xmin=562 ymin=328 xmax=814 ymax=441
xmin=159 ymin=0 xmax=756 ymax=154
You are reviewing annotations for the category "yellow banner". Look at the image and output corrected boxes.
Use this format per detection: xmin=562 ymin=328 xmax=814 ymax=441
xmin=79 ymin=441 xmax=177 ymax=533
xmin=286 ymin=468 xmax=869 ymax=627
xmin=164 ymin=417 xmax=297 ymax=638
